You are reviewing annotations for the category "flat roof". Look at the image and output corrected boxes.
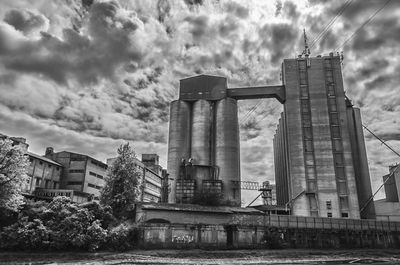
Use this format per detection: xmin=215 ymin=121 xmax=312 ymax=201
xmin=139 ymin=202 xmax=263 ymax=214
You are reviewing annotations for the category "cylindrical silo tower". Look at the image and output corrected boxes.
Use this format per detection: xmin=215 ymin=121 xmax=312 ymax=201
xmin=191 ymin=99 xmax=213 ymax=186
xmin=167 ymin=100 xmax=191 ymax=203
xmin=215 ymin=97 xmax=241 ymax=206
xmin=191 ymin=100 xmax=212 ymax=166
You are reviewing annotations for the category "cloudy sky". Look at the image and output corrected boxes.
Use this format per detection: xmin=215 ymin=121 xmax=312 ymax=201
xmin=0 ymin=0 xmax=399 ymax=205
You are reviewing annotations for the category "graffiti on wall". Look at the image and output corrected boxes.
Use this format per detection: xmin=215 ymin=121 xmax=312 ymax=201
xmin=172 ymin=234 xmax=194 ymax=243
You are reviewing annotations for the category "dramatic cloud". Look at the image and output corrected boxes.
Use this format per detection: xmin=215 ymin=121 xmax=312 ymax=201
xmin=0 ymin=0 xmax=400 ymax=205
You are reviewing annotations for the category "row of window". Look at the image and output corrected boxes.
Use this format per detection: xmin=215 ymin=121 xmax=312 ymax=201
xmin=67 ymin=181 xmax=82 ymax=185
xmin=91 ymin=159 xmax=107 ymax=169
xmin=324 ymin=59 xmax=349 ymax=213
xmin=89 ymin=171 xmax=104 ymax=179
xmin=88 ymin=183 xmax=103 ymax=190
xmin=34 ymin=177 xmax=59 ymax=189
xmin=29 ymin=158 xmax=60 ymax=170
xmin=69 ymin=169 xmax=85 ymax=173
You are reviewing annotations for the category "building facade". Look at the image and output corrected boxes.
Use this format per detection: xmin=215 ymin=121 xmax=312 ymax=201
xmin=25 ymin=152 xmax=63 ymax=194
xmin=374 ymin=164 xmax=400 ymax=221
xmin=106 ymin=154 xmax=167 ymax=203
xmin=274 ymin=54 xmax=375 ymax=219
xmin=44 ymin=147 xmax=107 ymax=200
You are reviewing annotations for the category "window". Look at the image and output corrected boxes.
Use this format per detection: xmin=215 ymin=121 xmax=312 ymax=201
xmin=334 ymin=153 xmax=344 ymax=166
xmin=331 ymin=126 xmax=341 ymax=138
xmin=53 ymin=182 xmax=58 ymax=189
xmin=341 ymin=212 xmax=349 ymax=218
xmin=306 ymin=166 xmax=316 ymax=179
xmin=327 ymin=84 xmax=335 ymax=96
xmin=301 ymin=99 xmax=310 ymax=112
xmin=330 ymin=112 xmax=339 ymax=125
xmin=39 ymin=161 xmax=43 ymax=165
xmin=299 ymin=60 xmax=306 ymax=69
xmin=340 ymin=196 xmax=349 ymax=209
xmin=307 ymin=180 xmax=316 ymax=192
xmin=67 ymin=181 xmax=82 ymax=185
xmin=338 ymin=181 xmax=347 ymax=195
xmin=326 ymin=71 xmax=334 ymax=83
xmin=299 ymin=71 xmax=307 ymax=85
xmin=302 ymin=114 xmax=311 ymax=127
xmin=332 ymin=139 xmax=343 ymax=152
xmin=45 ymin=180 xmax=50 ymax=189
xmin=305 ymin=153 xmax=314 ymax=166
xmin=29 ymin=158 xmax=33 ymax=163
xmin=300 ymin=85 xmax=308 ymax=98
xmin=328 ymin=98 xmax=337 ymax=111
xmin=327 ymin=212 xmax=332 ymax=218
xmin=304 ymin=140 xmax=313 ymax=152
xmin=35 ymin=177 xmax=40 ymax=186
xmin=69 ymin=169 xmax=84 ymax=173
xmin=326 ymin=200 xmax=332 ymax=210
xmin=70 ymin=155 xmax=86 ymax=161
xmin=336 ymin=166 xmax=346 ymax=180
xmin=56 ymin=167 xmax=60 ymax=171
xmin=324 ymin=59 xmax=331 ymax=68
xmin=309 ymin=196 xmax=317 ymax=211
xmin=303 ymin=126 xmax=312 ymax=139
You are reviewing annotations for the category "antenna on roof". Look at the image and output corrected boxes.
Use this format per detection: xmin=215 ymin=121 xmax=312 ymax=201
xmin=302 ymin=29 xmax=311 ymax=57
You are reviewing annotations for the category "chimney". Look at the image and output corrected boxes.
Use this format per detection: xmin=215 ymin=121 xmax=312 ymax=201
xmin=45 ymin=147 xmax=54 ymax=157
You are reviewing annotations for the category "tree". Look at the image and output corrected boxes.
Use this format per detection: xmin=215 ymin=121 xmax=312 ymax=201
xmin=0 ymin=139 xmax=29 ymax=213
xmin=100 ymin=143 xmax=142 ymax=219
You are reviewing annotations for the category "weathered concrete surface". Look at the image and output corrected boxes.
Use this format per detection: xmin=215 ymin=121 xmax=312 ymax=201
xmin=2 ymin=249 xmax=400 ymax=264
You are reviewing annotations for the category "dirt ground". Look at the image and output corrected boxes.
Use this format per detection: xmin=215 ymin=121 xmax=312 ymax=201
xmin=1 ymin=248 xmax=400 ymax=264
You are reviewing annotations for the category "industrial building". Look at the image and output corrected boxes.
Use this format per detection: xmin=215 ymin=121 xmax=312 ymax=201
xmin=374 ymin=164 xmax=400 ymax=221
xmin=167 ymin=53 xmax=374 ymax=219
xmin=44 ymin=147 xmax=108 ymax=200
xmin=273 ymin=54 xmax=375 ymax=219
xmin=107 ymin=154 xmax=168 ymax=203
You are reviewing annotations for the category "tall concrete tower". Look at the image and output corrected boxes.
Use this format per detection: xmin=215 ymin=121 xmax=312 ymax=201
xmin=274 ymin=54 xmax=375 ymax=219
xmin=167 ymin=75 xmax=241 ymax=206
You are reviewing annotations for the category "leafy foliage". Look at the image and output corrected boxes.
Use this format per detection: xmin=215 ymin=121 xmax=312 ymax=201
xmin=0 ymin=139 xmax=29 ymax=213
xmin=0 ymin=197 xmax=137 ymax=251
xmin=101 ymin=143 xmax=142 ymax=219
xmin=192 ymin=189 xmax=224 ymax=206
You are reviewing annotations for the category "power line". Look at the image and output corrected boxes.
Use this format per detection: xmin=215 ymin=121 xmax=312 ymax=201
xmin=239 ymin=99 xmax=262 ymax=125
xmin=335 ymin=0 xmax=393 ymax=52
xmin=309 ymin=0 xmax=353 ymax=49
xmin=362 ymin=124 xmax=400 ymax=158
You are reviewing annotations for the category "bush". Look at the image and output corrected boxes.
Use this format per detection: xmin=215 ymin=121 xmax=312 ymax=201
xmin=0 ymin=217 xmax=50 ymax=250
xmin=0 ymin=196 xmax=122 ymax=251
xmin=106 ymin=222 xmax=138 ymax=250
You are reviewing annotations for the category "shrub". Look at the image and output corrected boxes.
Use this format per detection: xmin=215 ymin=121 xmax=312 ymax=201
xmin=106 ymin=222 xmax=138 ymax=251
xmin=0 ymin=217 xmax=50 ymax=250
xmin=0 ymin=196 xmax=118 ymax=251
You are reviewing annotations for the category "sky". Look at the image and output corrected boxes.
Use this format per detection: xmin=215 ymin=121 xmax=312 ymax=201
xmin=0 ymin=0 xmax=400 ymax=205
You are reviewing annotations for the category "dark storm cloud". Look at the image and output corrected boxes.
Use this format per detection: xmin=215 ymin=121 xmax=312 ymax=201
xmin=184 ymin=15 xmax=209 ymax=39
xmin=259 ymin=23 xmax=299 ymax=63
xmin=1 ymin=1 xmax=147 ymax=85
xmin=3 ymin=9 xmax=49 ymax=35
xmin=351 ymin=17 xmax=400 ymax=52
xmin=224 ymin=2 xmax=249 ymax=19
xmin=357 ymin=58 xmax=389 ymax=79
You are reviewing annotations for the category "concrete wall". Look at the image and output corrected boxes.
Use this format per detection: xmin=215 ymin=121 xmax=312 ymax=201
xmin=27 ymin=155 xmax=62 ymax=193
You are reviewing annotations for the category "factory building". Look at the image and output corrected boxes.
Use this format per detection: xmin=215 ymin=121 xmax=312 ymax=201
xmin=44 ymin=147 xmax=108 ymax=200
xmin=107 ymin=154 xmax=167 ymax=203
xmin=374 ymin=164 xmax=400 ymax=221
xmin=273 ymin=54 xmax=375 ymax=219
xmin=25 ymin=152 xmax=63 ymax=194
xmin=167 ymin=53 xmax=374 ymax=219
